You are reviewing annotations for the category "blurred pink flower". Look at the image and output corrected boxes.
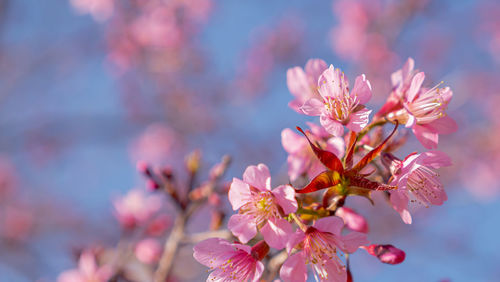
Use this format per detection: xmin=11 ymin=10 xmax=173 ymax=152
xmin=135 ymin=238 xmax=162 ymax=264
xmin=287 ymin=59 xmax=328 ymax=112
xmin=58 ymin=251 xmax=112 ymax=282
xmin=228 ymin=164 xmax=297 ymax=249
xmin=129 ymin=123 xmax=180 ymax=166
xmin=335 ymin=207 xmax=369 ymax=233
xmin=280 ymin=216 xmax=368 ymax=282
xmin=113 ymin=189 xmax=162 ymax=229
xmin=193 ymin=238 xmax=265 ymax=282
xmin=300 ymin=65 xmax=372 ymax=136
xmin=281 ymin=122 xmax=344 ymax=181
xmin=389 ymin=151 xmax=452 ymax=224
xmin=70 ymin=0 xmax=114 ymax=22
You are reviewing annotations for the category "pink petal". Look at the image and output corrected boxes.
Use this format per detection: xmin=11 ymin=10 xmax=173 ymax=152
xmin=280 ymin=253 xmax=308 ymax=282
xmin=346 ymin=108 xmax=371 ymax=132
xmin=281 ymin=128 xmax=306 ymax=154
xmin=228 ymin=178 xmax=251 ymax=210
xmin=243 ymin=164 xmax=271 ymax=190
xmin=412 ymin=124 xmax=438 ymax=149
xmin=340 ymin=232 xmax=369 ymax=253
xmin=58 ymin=270 xmax=85 ymax=282
xmin=417 ymin=151 xmax=452 ymax=168
xmin=288 ymin=99 xmax=304 ymax=113
xmin=261 ymin=218 xmax=294 ymax=250
xmin=251 ymin=261 xmax=265 ymax=282
xmin=227 ymin=214 xmax=258 ymax=243
xmin=321 ymin=256 xmax=347 ymax=282
xmin=272 ymin=185 xmax=298 ymax=214
xmin=326 ymin=137 xmax=345 ymax=158
xmin=351 ymin=74 xmax=372 ymax=104
xmin=305 ymin=59 xmax=328 ymax=81
xmin=407 ymin=72 xmax=425 ymax=102
xmin=287 ymin=66 xmax=309 ymax=98
xmin=193 ymin=238 xmax=235 ymax=268
xmin=390 ymin=191 xmax=412 ymax=224
xmin=300 ymin=98 xmax=324 ymax=116
xmin=405 ymin=113 xmax=416 ymax=128
xmin=286 ymin=230 xmax=306 ymax=254
xmin=427 ymin=116 xmax=458 ymax=134
xmin=335 ymin=207 xmax=368 ymax=233
xmin=79 ymin=251 xmax=97 ymax=276
xmin=287 ymin=156 xmax=307 ymax=182
xmin=320 ymin=115 xmax=344 ymax=136
xmin=313 ymin=216 xmax=344 ymax=236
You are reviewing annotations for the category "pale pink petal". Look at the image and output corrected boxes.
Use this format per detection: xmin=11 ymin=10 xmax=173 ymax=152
xmin=313 ymin=216 xmax=344 ymax=236
xmin=413 ymin=124 xmax=438 ymax=149
xmin=193 ymin=238 xmax=236 ymax=268
xmin=251 ymin=261 xmax=265 ymax=282
xmin=326 ymin=137 xmax=345 ymax=158
xmin=320 ymin=115 xmax=344 ymax=136
xmin=300 ymin=98 xmax=324 ymax=116
xmin=287 ymin=156 xmax=307 ymax=182
xmin=286 ymin=230 xmax=306 ymax=254
xmin=440 ymin=87 xmax=453 ymax=103
xmin=261 ymin=218 xmax=294 ymax=250
xmin=305 ymin=59 xmax=328 ymax=81
xmin=417 ymin=151 xmax=452 ymax=168
xmin=335 ymin=207 xmax=368 ymax=233
xmin=306 ymin=121 xmax=330 ymax=138
xmin=351 ymin=74 xmax=372 ymax=104
xmin=281 ymin=128 xmax=305 ymax=154
xmin=287 ymin=66 xmax=309 ymax=98
xmin=405 ymin=113 xmax=416 ymax=128
xmin=280 ymin=253 xmax=308 ymax=282
xmin=79 ymin=251 xmax=97 ymax=276
xmin=407 ymin=72 xmax=425 ymax=102
xmin=427 ymin=116 xmax=458 ymax=134
xmin=288 ymin=99 xmax=303 ymax=113
xmin=272 ymin=185 xmax=298 ymax=214
xmin=58 ymin=270 xmax=85 ymax=282
xmin=340 ymin=232 xmax=369 ymax=253
xmin=346 ymin=108 xmax=371 ymax=132
xmin=228 ymin=178 xmax=251 ymax=210
xmin=318 ymin=65 xmax=349 ymax=99
xmin=243 ymin=164 xmax=271 ymax=190
xmin=227 ymin=214 xmax=258 ymax=243
xmin=390 ymin=191 xmax=412 ymax=224
xmin=321 ymin=257 xmax=347 ymax=282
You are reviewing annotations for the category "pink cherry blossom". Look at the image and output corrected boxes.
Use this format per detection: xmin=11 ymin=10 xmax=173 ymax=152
xmin=383 ymin=59 xmax=458 ymax=149
xmin=389 ymin=151 xmax=452 ymax=224
xmin=228 ymin=164 xmax=297 ymax=249
xmin=58 ymin=251 xmax=112 ymax=282
xmin=287 ymin=59 xmax=328 ymax=112
xmin=135 ymin=238 xmax=162 ymax=264
xmin=193 ymin=238 xmax=265 ymax=282
xmin=300 ymin=65 xmax=372 ymax=136
xmin=113 ymin=189 xmax=162 ymax=229
xmin=362 ymin=244 xmax=405 ymax=264
xmin=280 ymin=216 xmax=368 ymax=282
xmin=281 ymin=122 xmax=344 ymax=181
xmin=335 ymin=207 xmax=369 ymax=233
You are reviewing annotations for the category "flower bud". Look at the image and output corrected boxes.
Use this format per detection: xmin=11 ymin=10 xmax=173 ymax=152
xmin=363 ymin=244 xmax=405 ymax=264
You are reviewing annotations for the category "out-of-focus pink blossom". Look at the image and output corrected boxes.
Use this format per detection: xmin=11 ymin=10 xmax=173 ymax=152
xmin=335 ymin=207 xmax=369 ymax=233
xmin=287 ymin=59 xmax=328 ymax=112
xmin=300 ymin=65 xmax=372 ymax=136
xmin=2 ymin=206 xmax=34 ymax=241
xmin=228 ymin=164 xmax=297 ymax=249
xmin=135 ymin=238 xmax=162 ymax=264
xmin=193 ymin=238 xmax=266 ymax=282
xmin=129 ymin=123 xmax=181 ymax=166
xmin=281 ymin=122 xmax=344 ymax=181
xmin=113 ymin=189 xmax=162 ymax=229
xmin=70 ymin=0 xmax=114 ymax=22
xmin=362 ymin=244 xmax=405 ymax=264
xmin=389 ymin=151 xmax=452 ymax=224
xmin=58 ymin=251 xmax=112 ymax=282
xmin=280 ymin=216 xmax=368 ymax=282
xmin=146 ymin=214 xmax=170 ymax=236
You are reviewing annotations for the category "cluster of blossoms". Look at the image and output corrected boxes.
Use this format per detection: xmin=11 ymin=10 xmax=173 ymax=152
xmin=193 ymin=57 xmax=456 ymax=281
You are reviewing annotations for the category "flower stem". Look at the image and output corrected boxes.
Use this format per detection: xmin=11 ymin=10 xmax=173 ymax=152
xmin=290 ymin=213 xmax=308 ymax=232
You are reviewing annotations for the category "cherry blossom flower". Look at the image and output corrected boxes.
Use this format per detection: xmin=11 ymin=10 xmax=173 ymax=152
xmin=58 ymin=251 xmax=112 ymax=282
xmin=135 ymin=238 xmax=162 ymax=264
xmin=300 ymin=65 xmax=372 ymax=136
xmin=193 ymin=238 xmax=267 ymax=282
xmin=113 ymin=189 xmax=162 ymax=229
xmin=388 ymin=151 xmax=452 ymax=224
xmin=362 ymin=244 xmax=405 ymax=265
xmin=335 ymin=207 xmax=369 ymax=233
xmin=382 ymin=58 xmax=458 ymax=149
xmin=281 ymin=122 xmax=344 ymax=181
xmin=287 ymin=59 xmax=328 ymax=112
xmin=280 ymin=216 xmax=368 ymax=282
xmin=228 ymin=164 xmax=297 ymax=249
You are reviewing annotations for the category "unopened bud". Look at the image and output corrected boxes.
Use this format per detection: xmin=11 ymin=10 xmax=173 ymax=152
xmin=250 ymin=241 xmax=270 ymax=261
xmin=335 ymin=207 xmax=369 ymax=233
xmin=146 ymin=179 xmax=160 ymax=191
xmin=185 ymin=150 xmax=202 ymax=173
xmin=363 ymin=244 xmax=405 ymax=264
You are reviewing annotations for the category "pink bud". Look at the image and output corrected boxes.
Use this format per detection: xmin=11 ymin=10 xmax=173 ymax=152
xmin=135 ymin=238 xmax=162 ymax=264
xmin=136 ymin=160 xmax=150 ymax=175
xmin=146 ymin=214 xmax=170 ymax=236
xmin=363 ymin=244 xmax=406 ymax=264
xmin=335 ymin=207 xmax=369 ymax=233
xmin=146 ymin=179 xmax=160 ymax=191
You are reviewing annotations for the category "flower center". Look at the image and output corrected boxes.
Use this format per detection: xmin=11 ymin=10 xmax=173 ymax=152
xmin=240 ymin=191 xmax=279 ymax=226
xmin=324 ymin=94 xmax=359 ymax=123
xmin=212 ymin=251 xmax=255 ymax=281
xmin=303 ymin=229 xmax=344 ymax=280
xmin=406 ymin=165 xmax=442 ymax=206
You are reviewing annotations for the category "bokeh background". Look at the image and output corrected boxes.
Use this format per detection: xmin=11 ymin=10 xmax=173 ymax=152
xmin=0 ymin=0 xmax=499 ymax=281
